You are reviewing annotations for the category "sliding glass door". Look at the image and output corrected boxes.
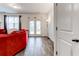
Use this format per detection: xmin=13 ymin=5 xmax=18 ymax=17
xmin=29 ymin=20 xmax=41 ymax=36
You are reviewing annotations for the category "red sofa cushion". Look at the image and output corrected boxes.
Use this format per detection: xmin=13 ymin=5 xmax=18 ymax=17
xmin=0 ymin=29 xmax=6 ymax=34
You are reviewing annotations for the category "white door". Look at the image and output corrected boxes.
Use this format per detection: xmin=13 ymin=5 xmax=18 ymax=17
xmin=29 ymin=20 xmax=41 ymax=36
xmin=56 ymin=3 xmax=74 ymax=56
xmin=71 ymin=4 xmax=79 ymax=56
xmin=72 ymin=43 xmax=79 ymax=56
xmin=57 ymin=39 xmax=72 ymax=56
xmin=56 ymin=3 xmax=79 ymax=56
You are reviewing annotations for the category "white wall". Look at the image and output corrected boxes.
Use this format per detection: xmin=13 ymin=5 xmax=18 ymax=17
xmin=47 ymin=4 xmax=55 ymax=55
xmin=21 ymin=14 xmax=48 ymax=36
xmin=48 ymin=4 xmax=55 ymax=42
xmin=0 ymin=13 xmax=48 ymax=36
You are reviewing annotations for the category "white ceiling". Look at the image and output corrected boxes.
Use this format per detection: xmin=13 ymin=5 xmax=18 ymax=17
xmin=0 ymin=3 xmax=52 ymax=14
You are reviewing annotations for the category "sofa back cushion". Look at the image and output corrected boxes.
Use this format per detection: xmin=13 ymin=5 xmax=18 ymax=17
xmin=0 ymin=29 xmax=6 ymax=34
xmin=7 ymin=28 xmax=19 ymax=34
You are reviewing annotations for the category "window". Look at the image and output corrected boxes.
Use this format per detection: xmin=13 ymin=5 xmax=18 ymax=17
xmin=0 ymin=20 xmax=3 ymax=29
xmin=6 ymin=16 xmax=20 ymax=30
xmin=0 ymin=17 xmax=4 ymax=29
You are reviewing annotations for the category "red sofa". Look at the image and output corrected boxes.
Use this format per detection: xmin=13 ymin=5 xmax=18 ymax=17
xmin=0 ymin=29 xmax=6 ymax=34
xmin=0 ymin=29 xmax=28 ymax=56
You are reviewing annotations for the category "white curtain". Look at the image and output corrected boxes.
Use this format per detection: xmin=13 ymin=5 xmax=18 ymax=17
xmin=6 ymin=16 xmax=19 ymax=33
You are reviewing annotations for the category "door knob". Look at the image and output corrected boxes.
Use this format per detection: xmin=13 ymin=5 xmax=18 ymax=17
xmin=72 ymin=39 xmax=79 ymax=43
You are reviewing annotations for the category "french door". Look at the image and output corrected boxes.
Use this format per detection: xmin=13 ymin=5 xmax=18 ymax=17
xmin=29 ymin=20 xmax=41 ymax=36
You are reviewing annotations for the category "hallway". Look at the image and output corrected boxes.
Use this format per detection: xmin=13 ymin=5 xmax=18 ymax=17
xmin=16 ymin=37 xmax=54 ymax=56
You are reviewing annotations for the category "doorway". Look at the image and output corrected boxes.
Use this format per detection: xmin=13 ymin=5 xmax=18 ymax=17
xmin=29 ymin=20 xmax=41 ymax=36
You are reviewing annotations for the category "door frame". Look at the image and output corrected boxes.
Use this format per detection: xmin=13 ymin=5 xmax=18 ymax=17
xmin=54 ymin=3 xmax=58 ymax=56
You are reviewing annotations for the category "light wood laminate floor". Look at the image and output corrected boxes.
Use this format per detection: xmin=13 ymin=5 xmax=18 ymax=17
xmin=16 ymin=36 xmax=54 ymax=56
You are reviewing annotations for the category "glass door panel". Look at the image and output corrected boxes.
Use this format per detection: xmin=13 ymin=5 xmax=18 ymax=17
xmin=29 ymin=21 xmax=35 ymax=34
xmin=36 ymin=21 xmax=41 ymax=35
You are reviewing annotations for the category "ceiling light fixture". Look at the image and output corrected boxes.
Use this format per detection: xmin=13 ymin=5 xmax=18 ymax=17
xmin=12 ymin=5 xmax=21 ymax=9
xmin=8 ymin=4 xmax=21 ymax=9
